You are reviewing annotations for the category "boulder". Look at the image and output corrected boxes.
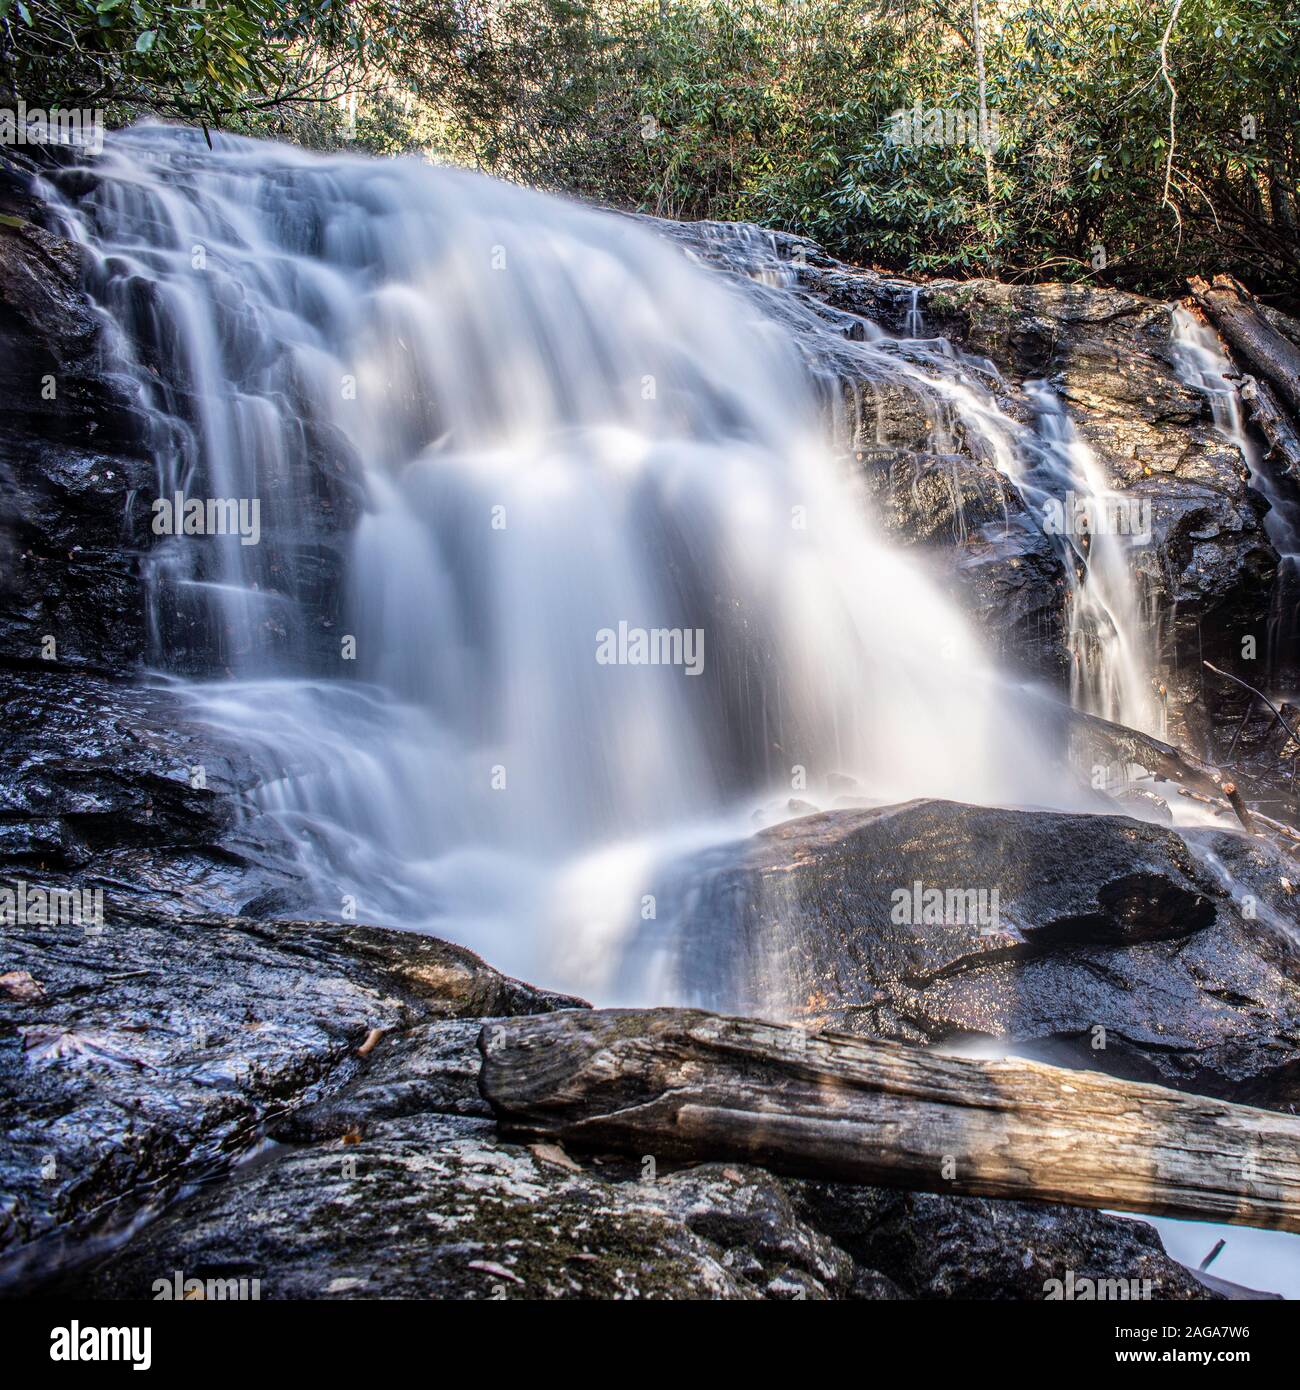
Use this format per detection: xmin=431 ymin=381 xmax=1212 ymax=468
xmin=0 ymin=911 xmax=583 ymax=1283
xmin=787 ymin=1182 xmax=1213 ymax=1301
xmin=648 ymin=799 xmax=1300 ymax=1107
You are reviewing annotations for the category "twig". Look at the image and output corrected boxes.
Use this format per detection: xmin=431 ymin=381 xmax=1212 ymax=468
xmin=1203 ymin=661 xmax=1300 ymax=758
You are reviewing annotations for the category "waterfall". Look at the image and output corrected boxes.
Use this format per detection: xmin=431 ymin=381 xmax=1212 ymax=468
xmin=666 ymin=221 xmax=1159 ymax=734
xmin=1171 ymin=306 xmax=1300 ymax=692
xmin=44 ymin=126 xmax=1109 ymax=996
xmin=1020 ymin=381 xmax=1158 ymax=733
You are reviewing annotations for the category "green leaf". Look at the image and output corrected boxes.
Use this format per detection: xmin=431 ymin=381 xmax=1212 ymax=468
xmin=135 ymin=29 xmax=157 ymax=53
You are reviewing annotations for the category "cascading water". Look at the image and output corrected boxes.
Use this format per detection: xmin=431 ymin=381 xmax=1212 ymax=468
xmin=1171 ymin=306 xmax=1300 ymax=693
xmin=44 ymin=126 xmax=1100 ymax=997
xmin=1020 ymin=382 xmax=1158 ymax=733
xmin=668 ymin=222 xmax=1159 ymax=734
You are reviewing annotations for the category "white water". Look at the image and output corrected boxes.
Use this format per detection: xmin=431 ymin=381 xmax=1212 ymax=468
xmin=46 ymin=127 xmax=1129 ymax=996
xmin=1171 ymin=306 xmax=1300 ymax=693
xmin=674 ymin=226 xmax=1158 ymax=732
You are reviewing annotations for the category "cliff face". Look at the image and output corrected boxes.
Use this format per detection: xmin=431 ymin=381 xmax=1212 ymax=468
xmin=4 ymin=156 xmax=1296 ymax=921
xmin=0 ymin=153 xmax=150 ymax=673
xmin=0 ymin=154 xmax=312 ymax=924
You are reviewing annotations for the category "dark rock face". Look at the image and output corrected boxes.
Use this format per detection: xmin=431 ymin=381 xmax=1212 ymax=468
xmin=882 ymin=280 xmax=1280 ymax=751
xmin=0 ymin=914 xmax=584 ymax=1284
xmin=0 ymin=159 xmax=153 ymax=674
xmin=0 ymin=154 xmax=349 ymax=927
xmin=0 ymin=670 xmax=294 ymax=914
xmin=656 ymin=222 xmax=1283 ymax=743
xmin=787 ymin=1183 xmax=1212 ymax=1301
xmin=861 ymin=449 xmax=1068 ymax=682
xmin=658 ymin=799 xmax=1300 ymax=1107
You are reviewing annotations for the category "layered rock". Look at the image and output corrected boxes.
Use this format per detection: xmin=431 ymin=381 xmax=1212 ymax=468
xmin=0 ymin=913 xmax=583 ymax=1283
xmin=0 ymin=153 xmax=152 ymax=673
xmin=846 ymin=278 xmax=1283 ymax=752
xmin=0 ymin=151 xmax=354 ymax=922
xmin=658 ymin=219 xmax=1289 ymax=749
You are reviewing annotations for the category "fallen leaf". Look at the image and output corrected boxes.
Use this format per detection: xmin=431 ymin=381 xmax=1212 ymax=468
xmin=530 ymin=1141 xmax=583 ymax=1173
xmin=468 ymin=1260 xmax=523 ymax=1284
xmin=0 ymin=971 xmax=44 ymax=1002
xmin=20 ymin=1026 xmax=154 ymax=1071
xmin=325 ymin=1277 xmax=368 ymax=1293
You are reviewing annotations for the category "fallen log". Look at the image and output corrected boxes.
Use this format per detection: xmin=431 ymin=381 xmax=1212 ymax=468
xmin=1190 ymin=274 xmax=1300 ymax=419
xmin=479 ymin=1008 xmax=1300 ymax=1234
xmin=1061 ymin=705 xmax=1230 ymax=801
xmin=1241 ymin=375 xmax=1300 ymax=486
xmin=1045 ymin=699 xmax=1300 ymax=851
xmin=1053 ymin=701 xmax=1268 ymax=835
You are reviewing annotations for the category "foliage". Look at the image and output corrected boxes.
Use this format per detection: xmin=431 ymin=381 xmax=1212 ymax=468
xmin=1 ymin=1 xmax=333 ymax=124
xmin=426 ymin=0 xmax=1299 ymax=301
xmin=2 ymin=1 xmax=1298 ymax=301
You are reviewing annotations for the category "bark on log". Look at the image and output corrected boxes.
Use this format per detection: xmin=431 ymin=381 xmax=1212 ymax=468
xmin=1190 ymin=274 xmax=1300 ymax=419
xmin=1045 ymin=699 xmax=1300 ymax=852
xmin=1062 ymin=705 xmax=1230 ymax=800
xmin=479 ymin=1008 xmax=1300 ymax=1234
xmin=1242 ymin=375 xmax=1300 ymax=486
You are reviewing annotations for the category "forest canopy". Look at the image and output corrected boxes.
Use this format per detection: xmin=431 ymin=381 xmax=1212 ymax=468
xmin=3 ymin=0 xmax=1298 ymax=302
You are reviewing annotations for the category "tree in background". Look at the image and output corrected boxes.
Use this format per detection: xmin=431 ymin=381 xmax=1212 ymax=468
xmin=2 ymin=1 xmax=1296 ymax=303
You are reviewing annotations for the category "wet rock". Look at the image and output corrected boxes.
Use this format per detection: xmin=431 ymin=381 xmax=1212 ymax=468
xmin=1 ymin=147 xmax=368 ymax=691
xmin=863 ymin=450 xmax=1068 ymax=680
xmin=787 ymin=1182 xmax=1214 ymax=1301
xmin=655 ymin=799 xmax=1300 ymax=1106
xmin=663 ymin=228 xmax=1281 ymax=738
xmin=0 ymin=172 xmax=152 ymax=674
xmin=56 ymin=1009 xmax=1212 ymax=1301
xmin=0 ymin=913 xmax=584 ymax=1284
xmin=56 ymin=1002 xmax=849 ymax=1301
xmin=0 ymin=668 xmax=309 ymax=920
xmin=63 ymin=1111 xmax=829 ymax=1300
xmin=911 ymin=280 xmax=1280 ymax=747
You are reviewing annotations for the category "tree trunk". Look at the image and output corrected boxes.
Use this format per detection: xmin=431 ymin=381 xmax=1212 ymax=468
xmin=970 ymin=0 xmax=995 ymax=199
xmin=479 ymin=1008 xmax=1300 ymax=1234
